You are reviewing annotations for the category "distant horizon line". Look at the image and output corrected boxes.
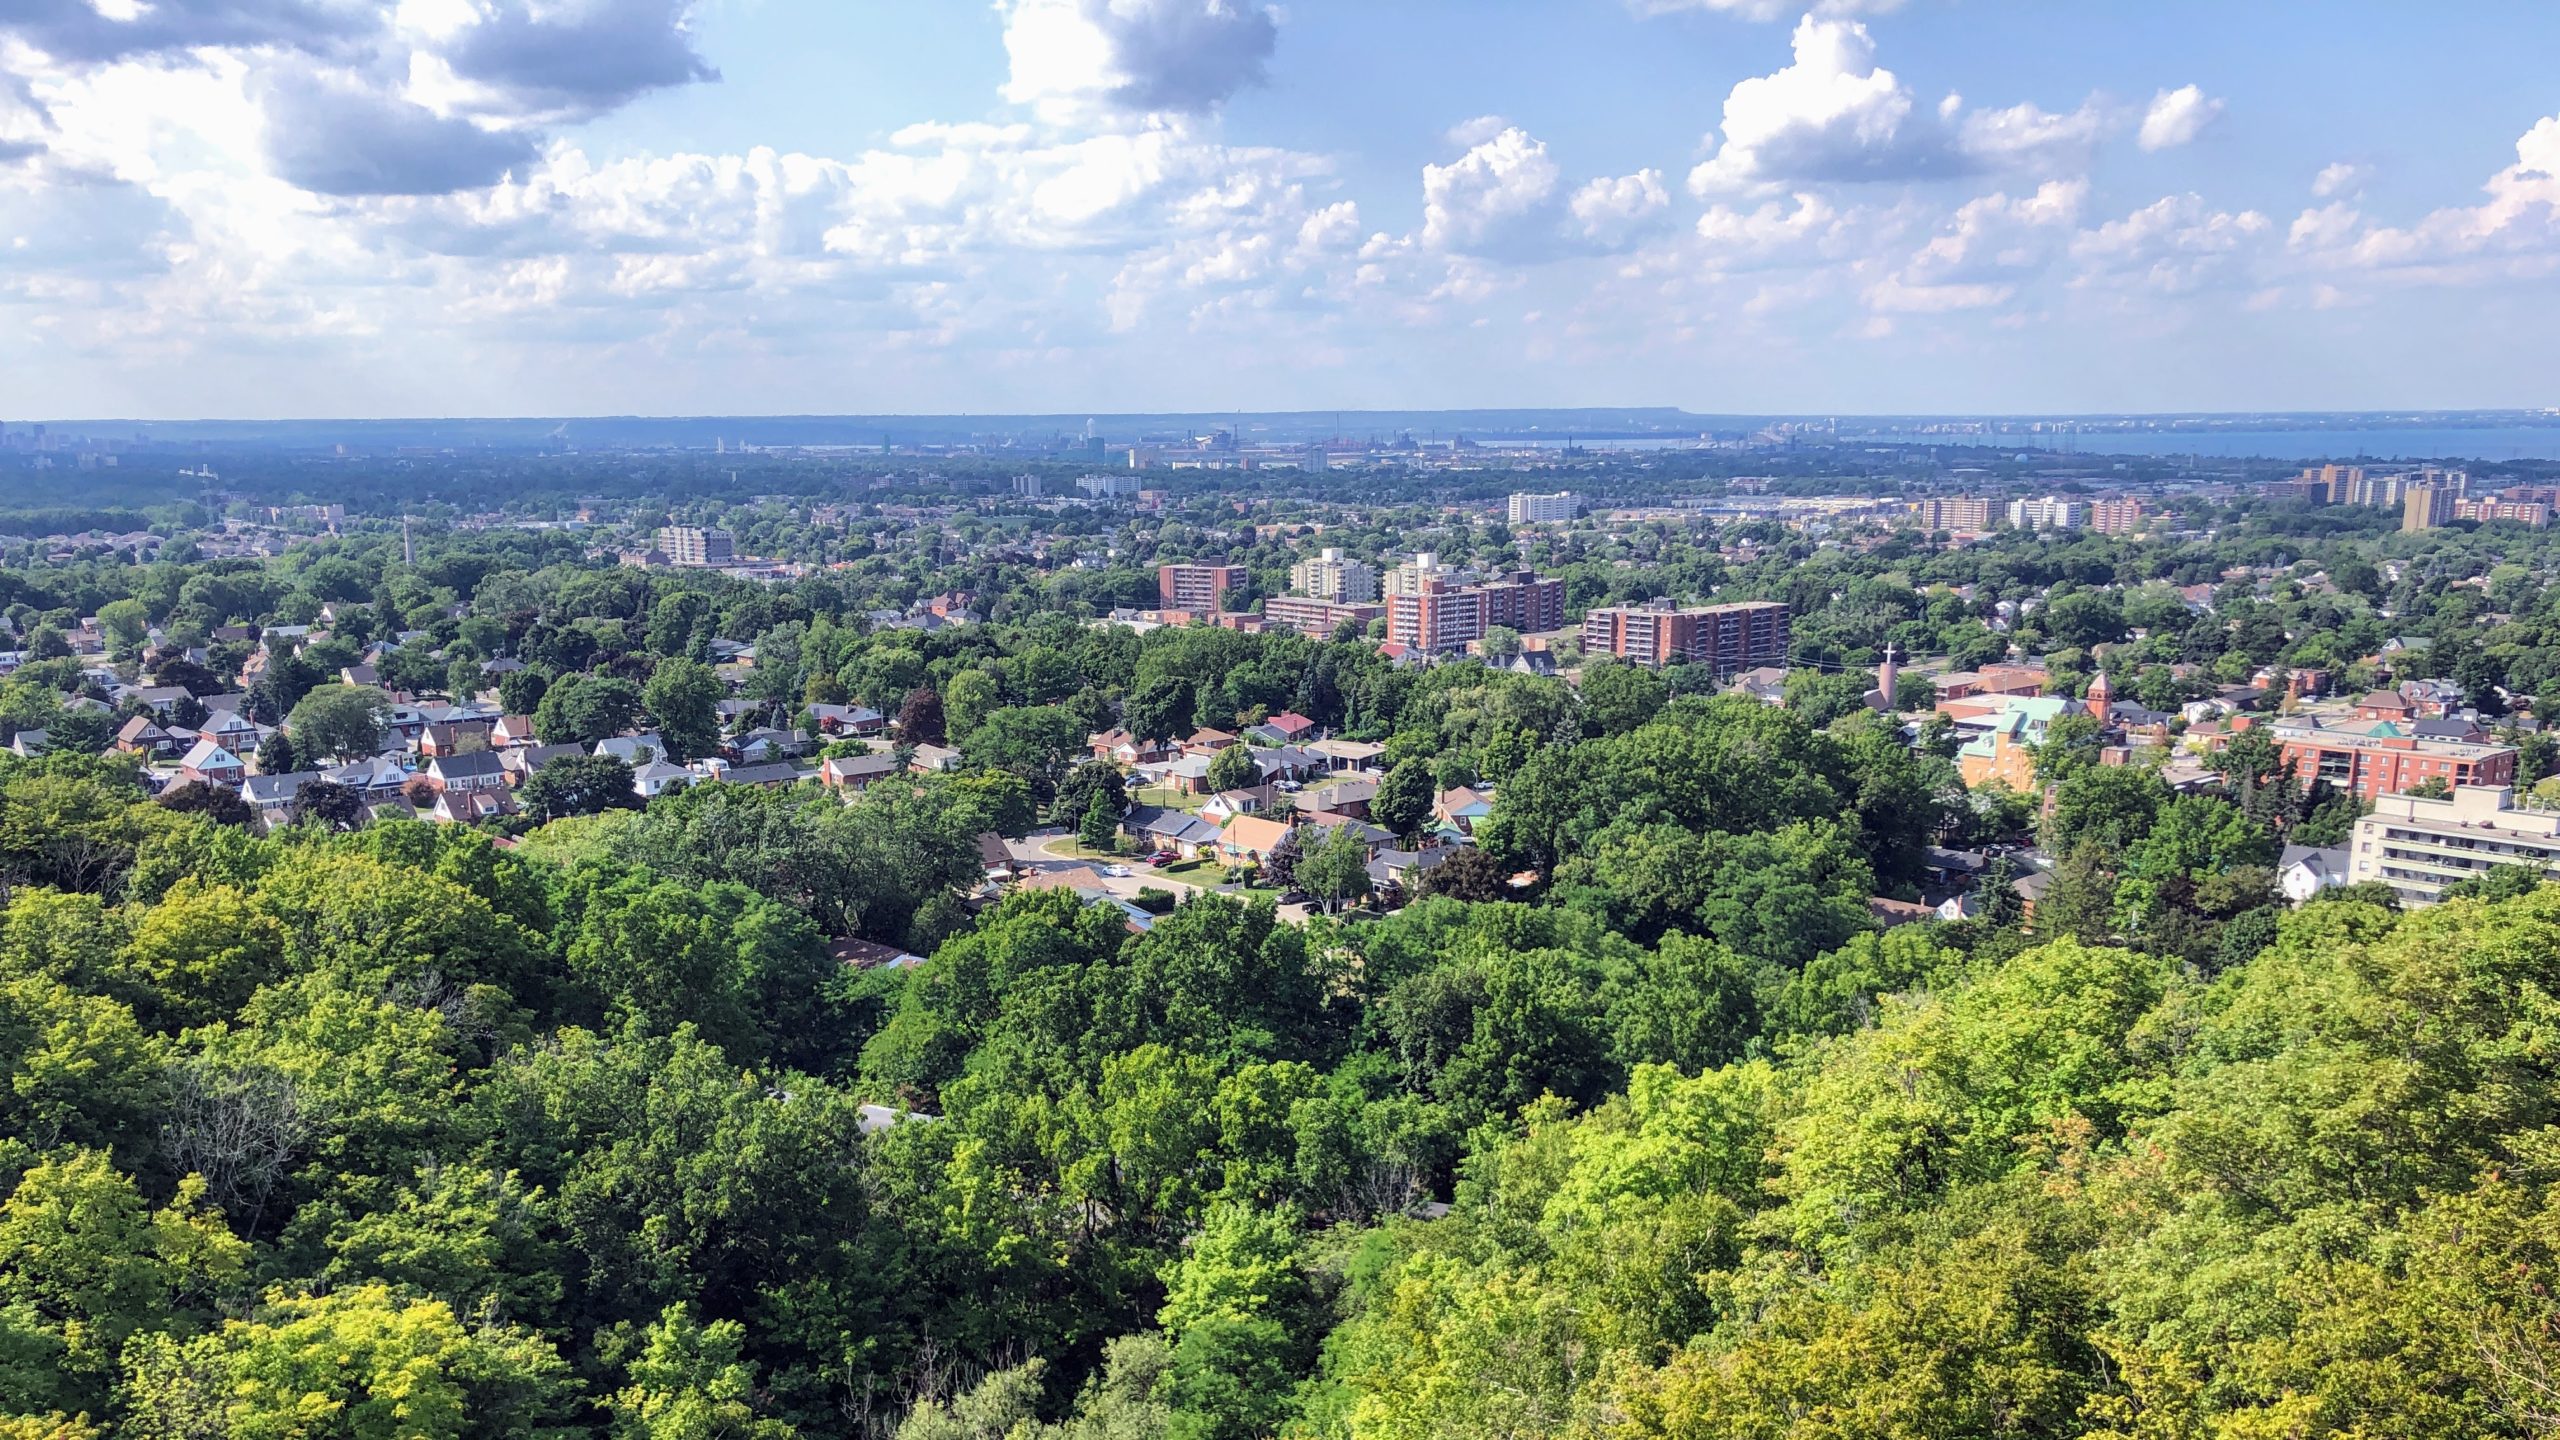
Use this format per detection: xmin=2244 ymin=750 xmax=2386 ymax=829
xmin=19 ymin=406 xmax=2560 ymax=430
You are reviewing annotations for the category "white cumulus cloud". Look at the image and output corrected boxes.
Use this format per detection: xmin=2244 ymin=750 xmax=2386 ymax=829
xmin=2071 ymin=192 xmax=2270 ymax=292
xmin=1569 ymin=169 xmax=1670 ymax=247
xmin=1001 ymin=0 xmax=1278 ymax=125
xmin=1688 ymin=16 xmax=2110 ymax=194
xmin=2137 ymin=84 xmax=2222 ymax=151
xmin=1420 ymin=125 xmax=1561 ymax=254
xmin=2312 ymin=160 xmax=2369 ymax=198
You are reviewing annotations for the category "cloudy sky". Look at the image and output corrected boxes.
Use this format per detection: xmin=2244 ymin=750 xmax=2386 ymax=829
xmin=5 ymin=0 xmax=2559 ymax=419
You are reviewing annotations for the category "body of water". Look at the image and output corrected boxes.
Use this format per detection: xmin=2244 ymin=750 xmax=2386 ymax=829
xmin=1836 ymin=426 xmax=2560 ymax=463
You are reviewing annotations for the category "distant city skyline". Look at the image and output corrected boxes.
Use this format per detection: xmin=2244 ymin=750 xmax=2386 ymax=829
xmin=4 ymin=3 xmax=2559 ymax=419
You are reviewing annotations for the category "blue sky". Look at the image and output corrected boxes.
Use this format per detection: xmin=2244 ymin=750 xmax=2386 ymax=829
xmin=4 ymin=1 xmax=2558 ymax=419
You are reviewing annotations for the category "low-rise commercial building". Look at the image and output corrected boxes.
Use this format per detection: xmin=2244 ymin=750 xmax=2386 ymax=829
xmin=1263 ymin=595 xmax=1384 ymax=638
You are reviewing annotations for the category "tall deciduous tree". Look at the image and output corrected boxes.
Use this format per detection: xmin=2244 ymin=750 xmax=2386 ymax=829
xmin=643 ymin=659 xmax=724 ymax=763
xmin=284 ymin=684 xmax=386 ymax=763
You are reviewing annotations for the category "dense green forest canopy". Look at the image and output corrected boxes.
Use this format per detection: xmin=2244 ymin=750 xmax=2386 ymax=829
xmin=2 ymin=744 xmax=2558 ymax=1438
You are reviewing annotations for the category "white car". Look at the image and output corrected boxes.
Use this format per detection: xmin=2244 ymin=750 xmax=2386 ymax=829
xmin=1102 ymin=864 xmax=1133 ymax=877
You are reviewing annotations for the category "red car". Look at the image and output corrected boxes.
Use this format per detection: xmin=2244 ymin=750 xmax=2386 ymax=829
xmin=1147 ymin=851 xmax=1177 ymax=867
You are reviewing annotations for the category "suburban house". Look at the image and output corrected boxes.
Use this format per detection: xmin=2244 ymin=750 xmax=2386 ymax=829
xmin=179 ymin=739 xmax=246 ymax=787
xmin=2279 ymin=844 xmax=2352 ymax=904
xmin=241 ymin=771 xmax=318 ymax=817
xmin=593 ymin=734 xmax=671 ymax=765
xmin=728 ymin=727 xmax=801 ymax=763
xmin=709 ymin=761 xmax=810 ymax=790
xmin=1433 ymin=786 xmax=1495 ymax=836
xmin=1122 ymin=805 xmax=1221 ymax=858
xmin=1366 ymin=845 xmax=1454 ymax=900
xmin=1299 ymin=814 xmax=1395 ymax=855
xmin=1304 ymin=778 xmax=1377 ymax=818
xmin=1217 ymin=815 xmax=1296 ymax=867
xmin=631 ymin=759 xmax=693 ymax=798
xmin=132 ymin=685 xmax=194 ymax=718
xmin=820 ymin=752 xmax=903 ymax=792
xmin=806 ymin=704 xmax=887 ymax=737
xmin=491 ymin=715 xmax=539 ymax=748
xmin=195 ymin=708 xmax=268 ymax=752
xmin=1088 ymin=728 xmax=1176 ymax=766
xmin=431 ymin=788 xmax=518 ymax=824
xmin=502 ymin=743 xmax=586 ymax=785
xmin=418 ymin=722 xmax=493 ymax=758
xmin=1142 ymin=753 xmax=1217 ymax=795
xmin=326 ymin=756 xmax=413 ymax=800
xmin=1200 ymin=787 xmax=1281 ymax=825
xmin=1182 ymin=727 xmax=1240 ymax=755
xmin=426 ymin=751 xmax=510 ymax=794
xmin=1246 ymin=715 xmax=1318 ymax=746
xmin=1307 ymin=738 xmax=1387 ymax=773
xmin=977 ymin=832 xmax=1018 ymax=883
xmin=909 ymin=743 xmax=964 ymax=774
xmin=116 ymin=716 xmax=184 ymax=757
xmin=1249 ymin=746 xmax=1330 ymax=783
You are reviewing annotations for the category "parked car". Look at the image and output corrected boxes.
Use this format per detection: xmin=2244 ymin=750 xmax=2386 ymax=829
xmin=1147 ymin=851 xmax=1177 ymax=867
xmin=1102 ymin=864 xmax=1133 ymax=877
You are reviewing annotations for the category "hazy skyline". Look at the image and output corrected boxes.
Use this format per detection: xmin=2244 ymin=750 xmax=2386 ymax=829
xmin=5 ymin=1 xmax=2558 ymax=419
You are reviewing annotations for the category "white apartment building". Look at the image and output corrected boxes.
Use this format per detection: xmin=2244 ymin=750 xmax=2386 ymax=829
xmin=1507 ymin=491 xmax=1580 ymax=524
xmin=1290 ymin=547 xmax=1378 ymax=602
xmin=1384 ymin=552 xmax=1462 ymax=598
xmin=2006 ymin=496 xmax=2089 ymax=531
xmin=1077 ymin=474 xmax=1141 ymax=498
xmin=655 ymin=526 xmax=735 ymax=567
xmin=2350 ymin=784 xmax=2560 ymax=906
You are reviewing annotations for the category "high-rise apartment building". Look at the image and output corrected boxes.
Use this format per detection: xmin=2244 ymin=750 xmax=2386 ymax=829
xmin=2289 ymin=464 xmax=2366 ymax=504
xmin=1384 ymin=552 xmax=1459 ymax=599
xmin=2088 ymin=498 xmax=2147 ymax=535
xmin=1159 ymin=562 xmax=1248 ymax=611
xmin=1507 ymin=491 xmax=1581 ymax=524
xmin=1581 ymin=599 xmax=1790 ymax=675
xmin=2006 ymin=496 xmax=2089 ymax=531
xmin=1289 ymin=547 xmax=1379 ymax=602
xmin=656 ymin=526 xmax=735 ymax=567
xmin=1911 ymin=497 xmax=1995 ymax=531
xmin=1078 ymin=474 xmax=1141 ymax=498
xmin=2403 ymin=485 xmax=2457 ymax=533
xmin=1384 ymin=569 xmax=1565 ymax=653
